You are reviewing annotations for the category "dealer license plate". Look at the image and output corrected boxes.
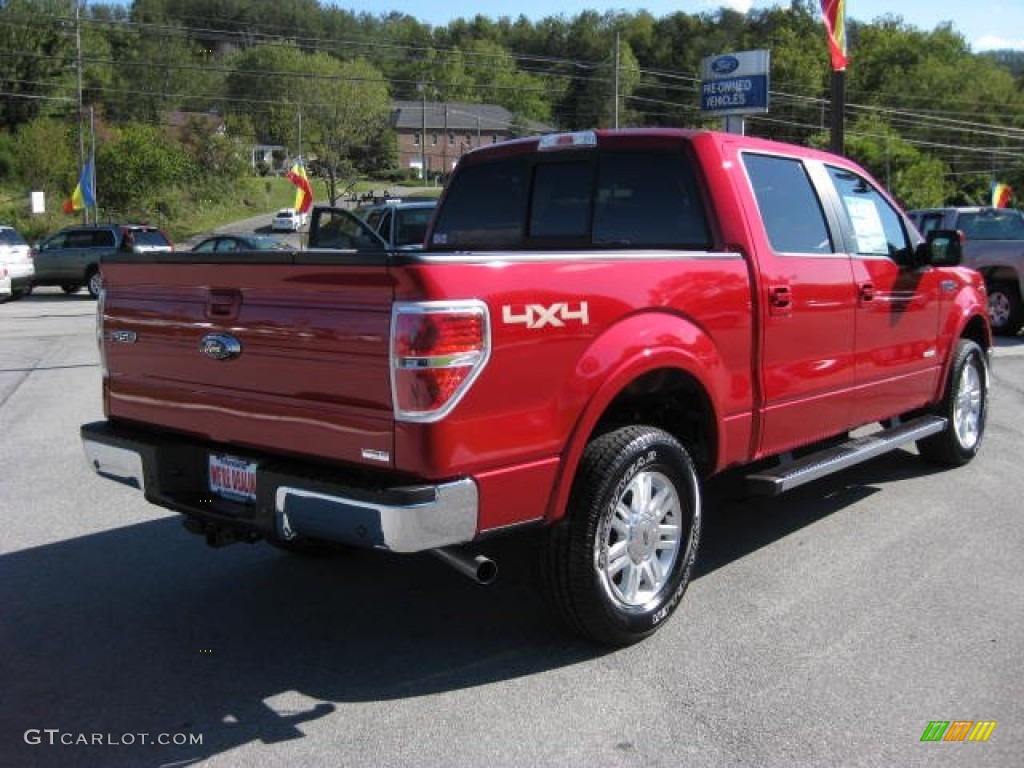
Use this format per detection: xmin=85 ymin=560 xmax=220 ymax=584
xmin=208 ymin=453 xmax=258 ymax=503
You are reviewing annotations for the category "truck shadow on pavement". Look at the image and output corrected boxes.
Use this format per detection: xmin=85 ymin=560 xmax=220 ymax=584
xmin=0 ymin=449 xmax=946 ymax=767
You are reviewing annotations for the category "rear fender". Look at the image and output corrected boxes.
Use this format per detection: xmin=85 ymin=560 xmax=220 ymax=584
xmin=543 ymin=311 xmax=726 ymax=525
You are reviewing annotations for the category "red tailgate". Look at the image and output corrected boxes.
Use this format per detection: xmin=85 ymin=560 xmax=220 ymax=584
xmin=100 ymin=261 xmax=395 ymax=468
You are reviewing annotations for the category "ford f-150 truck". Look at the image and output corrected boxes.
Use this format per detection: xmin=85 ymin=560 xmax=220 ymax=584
xmin=81 ymin=129 xmax=991 ymax=645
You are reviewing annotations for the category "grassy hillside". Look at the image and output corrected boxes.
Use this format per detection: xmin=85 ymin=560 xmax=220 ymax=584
xmin=1 ymin=176 xmax=443 ymax=245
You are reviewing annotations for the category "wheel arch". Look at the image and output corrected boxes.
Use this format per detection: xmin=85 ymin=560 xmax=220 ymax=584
xmin=977 ymin=264 xmax=1022 ymax=293
xmin=543 ymin=312 xmax=728 ymax=525
xmin=932 ymin=307 xmax=991 ymax=404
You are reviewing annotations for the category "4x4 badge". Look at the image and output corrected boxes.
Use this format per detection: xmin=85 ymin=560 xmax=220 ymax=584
xmin=199 ymin=333 xmax=242 ymax=361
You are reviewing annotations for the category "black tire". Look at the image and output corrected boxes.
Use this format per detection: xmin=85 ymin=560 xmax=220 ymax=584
xmin=86 ymin=268 xmax=103 ymax=299
xmin=537 ymin=425 xmax=702 ymax=646
xmin=916 ymin=339 xmax=988 ymax=467
xmin=987 ymin=280 xmax=1022 ymax=336
xmin=61 ymin=284 xmax=82 ymax=295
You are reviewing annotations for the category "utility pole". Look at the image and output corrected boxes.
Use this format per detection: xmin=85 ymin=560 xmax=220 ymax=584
xmin=89 ymin=105 xmax=96 ymax=218
xmin=418 ymin=84 xmax=427 ymax=183
xmin=75 ymin=0 xmax=86 ymax=222
xmin=613 ymin=31 xmax=620 ymax=129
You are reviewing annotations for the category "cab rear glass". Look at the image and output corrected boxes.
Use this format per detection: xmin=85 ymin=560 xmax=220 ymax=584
xmin=430 ymin=147 xmax=711 ymax=251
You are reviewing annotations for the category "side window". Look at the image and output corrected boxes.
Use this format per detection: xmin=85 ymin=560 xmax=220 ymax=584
xmin=827 ymin=166 xmax=913 ymax=264
xmin=743 ymin=153 xmax=833 ymax=254
xmin=377 ymin=210 xmax=394 ymax=240
xmin=66 ymin=230 xmax=94 ymax=248
xmin=43 ymin=233 xmax=68 ymax=249
xmin=194 ymin=240 xmax=215 ymax=253
xmin=93 ymin=230 xmax=116 ymax=248
xmin=529 ymin=162 xmax=593 ymax=238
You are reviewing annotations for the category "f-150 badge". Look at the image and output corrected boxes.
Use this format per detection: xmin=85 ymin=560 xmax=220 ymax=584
xmin=502 ymin=301 xmax=589 ymax=329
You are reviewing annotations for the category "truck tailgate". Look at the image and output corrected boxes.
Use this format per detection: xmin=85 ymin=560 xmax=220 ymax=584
xmin=99 ymin=259 xmax=395 ymax=468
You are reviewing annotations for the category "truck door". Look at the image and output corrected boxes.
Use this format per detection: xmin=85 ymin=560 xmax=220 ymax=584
xmin=823 ymin=165 xmax=943 ymax=423
xmin=741 ymin=152 xmax=858 ymax=456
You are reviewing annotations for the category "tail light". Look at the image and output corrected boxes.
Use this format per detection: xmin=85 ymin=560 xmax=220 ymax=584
xmin=391 ymin=301 xmax=490 ymax=422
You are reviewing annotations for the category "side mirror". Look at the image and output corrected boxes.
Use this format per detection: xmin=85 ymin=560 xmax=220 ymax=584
xmin=917 ymin=229 xmax=963 ymax=267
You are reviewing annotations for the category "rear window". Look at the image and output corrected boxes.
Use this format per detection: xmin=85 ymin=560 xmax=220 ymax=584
xmin=394 ymin=208 xmax=434 ymax=246
xmin=431 ymin=148 xmax=710 ymax=250
xmin=131 ymin=229 xmax=171 ymax=248
xmin=956 ymin=210 xmax=1024 ymax=240
xmin=0 ymin=228 xmax=27 ymax=246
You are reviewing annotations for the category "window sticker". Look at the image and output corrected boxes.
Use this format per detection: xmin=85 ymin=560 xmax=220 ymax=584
xmin=843 ymin=196 xmax=888 ymax=254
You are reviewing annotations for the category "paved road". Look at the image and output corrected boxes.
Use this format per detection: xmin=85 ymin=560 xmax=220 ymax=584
xmin=1 ymin=295 xmax=1021 ymax=767
xmin=178 ymin=212 xmax=306 ymax=250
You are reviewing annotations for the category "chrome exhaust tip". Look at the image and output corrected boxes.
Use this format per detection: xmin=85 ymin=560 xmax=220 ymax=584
xmin=431 ymin=546 xmax=498 ymax=586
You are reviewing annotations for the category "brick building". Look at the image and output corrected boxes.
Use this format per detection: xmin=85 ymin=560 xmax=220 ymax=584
xmin=391 ymin=101 xmax=553 ymax=178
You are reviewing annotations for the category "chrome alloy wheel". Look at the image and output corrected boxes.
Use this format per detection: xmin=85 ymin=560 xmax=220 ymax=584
xmin=597 ymin=469 xmax=683 ymax=609
xmin=988 ymin=292 xmax=1010 ymax=328
xmin=953 ymin=355 xmax=984 ymax=450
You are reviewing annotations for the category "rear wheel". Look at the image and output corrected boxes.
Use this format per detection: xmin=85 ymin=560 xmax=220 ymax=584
xmin=86 ymin=268 xmax=103 ymax=299
xmin=987 ymin=281 xmax=1022 ymax=336
xmin=538 ymin=425 xmax=702 ymax=646
xmin=917 ymin=339 xmax=988 ymax=467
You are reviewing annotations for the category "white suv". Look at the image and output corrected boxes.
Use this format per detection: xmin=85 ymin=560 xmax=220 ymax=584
xmin=0 ymin=225 xmax=34 ymax=301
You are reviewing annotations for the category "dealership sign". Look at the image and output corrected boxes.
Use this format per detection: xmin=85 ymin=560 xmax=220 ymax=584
xmin=700 ymin=50 xmax=770 ymax=116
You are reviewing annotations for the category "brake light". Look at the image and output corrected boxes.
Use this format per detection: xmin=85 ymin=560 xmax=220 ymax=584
xmin=538 ymin=131 xmax=597 ymax=151
xmin=391 ymin=301 xmax=490 ymax=422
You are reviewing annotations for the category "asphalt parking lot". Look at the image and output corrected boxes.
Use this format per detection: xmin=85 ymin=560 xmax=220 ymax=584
xmin=1 ymin=294 xmax=1022 ymax=767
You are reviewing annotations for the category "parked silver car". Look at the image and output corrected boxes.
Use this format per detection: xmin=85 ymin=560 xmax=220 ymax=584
xmin=33 ymin=224 xmax=173 ymax=298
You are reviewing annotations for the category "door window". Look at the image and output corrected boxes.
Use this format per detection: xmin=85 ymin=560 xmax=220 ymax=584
xmin=742 ymin=153 xmax=834 ymax=254
xmin=827 ymin=166 xmax=913 ymax=265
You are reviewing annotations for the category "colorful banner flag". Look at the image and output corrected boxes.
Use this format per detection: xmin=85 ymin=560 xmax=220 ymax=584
xmin=820 ymin=0 xmax=848 ymax=71
xmin=991 ymin=181 xmax=1013 ymax=208
xmin=62 ymin=158 xmax=96 ymax=213
xmin=286 ymin=160 xmax=313 ymax=214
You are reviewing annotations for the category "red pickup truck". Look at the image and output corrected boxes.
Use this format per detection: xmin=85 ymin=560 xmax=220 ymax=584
xmin=81 ymin=129 xmax=991 ymax=645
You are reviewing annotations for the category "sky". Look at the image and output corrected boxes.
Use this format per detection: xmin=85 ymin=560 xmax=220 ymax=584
xmin=331 ymin=1 xmax=1024 ymax=51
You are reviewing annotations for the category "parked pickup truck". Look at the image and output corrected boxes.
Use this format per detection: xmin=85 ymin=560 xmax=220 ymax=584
xmin=81 ymin=129 xmax=991 ymax=645
xmin=908 ymin=206 xmax=1024 ymax=336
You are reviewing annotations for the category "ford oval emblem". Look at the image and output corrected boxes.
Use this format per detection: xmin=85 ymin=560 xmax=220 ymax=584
xmin=200 ymin=333 xmax=242 ymax=361
xmin=712 ymin=56 xmax=740 ymax=75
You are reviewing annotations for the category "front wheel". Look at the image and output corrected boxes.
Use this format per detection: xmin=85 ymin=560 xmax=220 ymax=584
xmin=538 ymin=425 xmax=702 ymax=646
xmin=916 ymin=339 xmax=989 ymax=467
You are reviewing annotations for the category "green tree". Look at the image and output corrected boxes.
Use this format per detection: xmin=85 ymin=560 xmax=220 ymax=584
xmin=812 ymin=114 xmax=951 ymax=208
xmin=10 ymin=117 xmax=76 ymax=191
xmin=96 ymin=122 xmax=194 ymax=214
xmin=295 ymin=56 xmax=392 ymax=203
xmin=0 ymin=0 xmax=75 ymax=130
